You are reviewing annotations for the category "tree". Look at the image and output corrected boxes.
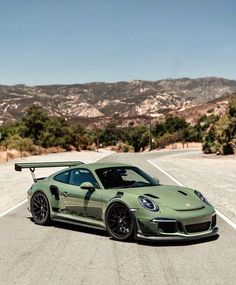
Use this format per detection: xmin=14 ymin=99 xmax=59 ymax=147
xmin=202 ymin=97 xmax=236 ymax=155
xmin=213 ymin=114 xmax=234 ymax=154
xmin=228 ymin=97 xmax=236 ymax=118
xmin=156 ymin=132 xmax=181 ymax=148
xmin=127 ymin=126 xmax=149 ymax=152
xmin=99 ymin=124 xmax=124 ymax=146
xmin=195 ymin=114 xmax=219 ymax=141
xmin=39 ymin=117 xmax=73 ymax=150
xmin=153 ymin=116 xmax=190 ymax=148
xmin=164 ymin=116 xmax=188 ymax=134
xmin=202 ymin=125 xmax=217 ymax=154
xmin=22 ymin=105 xmax=49 ymax=144
xmin=71 ymin=123 xmax=90 ymax=150
xmin=153 ymin=122 xmax=165 ymax=137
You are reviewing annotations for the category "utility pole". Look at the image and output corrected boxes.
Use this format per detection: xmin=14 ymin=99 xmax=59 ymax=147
xmin=96 ymin=127 xmax=99 ymax=152
xmin=94 ymin=124 xmax=99 ymax=152
xmin=149 ymin=112 xmax=152 ymax=151
xmin=5 ymin=143 xmax=8 ymax=162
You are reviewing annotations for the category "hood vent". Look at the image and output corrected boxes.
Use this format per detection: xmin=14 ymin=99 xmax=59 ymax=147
xmin=144 ymin=194 xmax=159 ymax=199
xmin=178 ymin=190 xmax=187 ymax=196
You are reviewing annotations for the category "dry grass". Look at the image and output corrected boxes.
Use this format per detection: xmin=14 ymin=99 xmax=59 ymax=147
xmin=0 ymin=143 xmax=202 ymax=163
xmin=165 ymin=142 xmax=202 ymax=150
xmin=0 ymin=149 xmax=30 ymax=162
xmin=0 ymin=146 xmax=67 ymax=163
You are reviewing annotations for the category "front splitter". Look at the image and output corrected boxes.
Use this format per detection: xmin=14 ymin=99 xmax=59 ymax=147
xmin=136 ymin=227 xmax=219 ymax=242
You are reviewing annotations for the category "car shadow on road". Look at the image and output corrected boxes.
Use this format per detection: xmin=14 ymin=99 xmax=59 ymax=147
xmin=53 ymin=220 xmax=109 ymax=237
xmin=28 ymin=217 xmax=219 ymax=246
xmin=27 ymin=216 xmax=108 ymax=237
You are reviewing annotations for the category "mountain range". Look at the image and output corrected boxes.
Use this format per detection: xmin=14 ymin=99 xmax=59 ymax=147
xmin=0 ymin=77 xmax=236 ymax=127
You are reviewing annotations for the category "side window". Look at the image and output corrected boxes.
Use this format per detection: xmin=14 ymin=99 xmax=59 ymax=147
xmin=70 ymin=169 xmax=99 ymax=188
xmin=54 ymin=170 xmax=71 ymax=184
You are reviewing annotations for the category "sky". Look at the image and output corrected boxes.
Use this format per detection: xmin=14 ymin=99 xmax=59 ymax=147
xmin=0 ymin=0 xmax=236 ymax=85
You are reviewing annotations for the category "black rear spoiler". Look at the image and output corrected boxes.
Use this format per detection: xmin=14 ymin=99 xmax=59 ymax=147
xmin=15 ymin=161 xmax=84 ymax=172
xmin=15 ymin=161 xmax=84 ymax=182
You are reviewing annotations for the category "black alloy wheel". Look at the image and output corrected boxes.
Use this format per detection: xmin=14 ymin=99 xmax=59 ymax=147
xmin=106 ymin=203 xmax=134 ymax=241
xmin=31 ymin=192 xmax=51 ymax=225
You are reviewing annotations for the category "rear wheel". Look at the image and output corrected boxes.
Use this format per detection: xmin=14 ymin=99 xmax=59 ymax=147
xmin=106 ymin=203 xmax=134 ymax=241
xmin=31 ymin=192 xmax=51 ymax=225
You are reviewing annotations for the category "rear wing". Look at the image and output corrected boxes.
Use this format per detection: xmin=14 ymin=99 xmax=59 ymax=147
xmin=15 ymin=161 xmax=84 ymax=182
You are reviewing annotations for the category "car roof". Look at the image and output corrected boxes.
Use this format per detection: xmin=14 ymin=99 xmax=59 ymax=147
xmin=49 ymin=162 xmax=134 ymax=178
xmin=80 ymin=162 xmax=132 ymax=171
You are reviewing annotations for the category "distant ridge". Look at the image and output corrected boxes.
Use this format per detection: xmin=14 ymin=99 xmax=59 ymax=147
xmin=0 ymin=77 xmax=236 ymax=126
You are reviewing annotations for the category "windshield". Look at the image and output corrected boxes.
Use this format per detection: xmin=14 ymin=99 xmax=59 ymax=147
xmin=95 ymin=166 xmax=159 ymax=189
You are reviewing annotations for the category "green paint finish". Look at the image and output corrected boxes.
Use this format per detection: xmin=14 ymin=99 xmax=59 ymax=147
xmin=18 ymin=161 xmax=218 ymax=241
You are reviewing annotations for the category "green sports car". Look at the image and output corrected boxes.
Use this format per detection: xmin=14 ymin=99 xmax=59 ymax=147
xmin=15 ymin=161 xmax=218 ymax=241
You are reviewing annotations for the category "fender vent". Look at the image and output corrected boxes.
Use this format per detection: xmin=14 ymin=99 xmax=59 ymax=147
xmin=50 ymin=185 xmax=59 ymax=200
xmin=115 ymin=192 xmax=124 ymax=198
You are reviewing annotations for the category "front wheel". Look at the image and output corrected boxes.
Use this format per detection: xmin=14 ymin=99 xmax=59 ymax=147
xmin=30 ymin=192 xmax=51 ymax=225
xmin=105 ymin=203 xmax=134 ymax=241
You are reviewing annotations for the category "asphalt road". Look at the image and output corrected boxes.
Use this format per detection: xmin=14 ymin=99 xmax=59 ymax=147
xmin=0 ymin=150 xmax=236 ymax=285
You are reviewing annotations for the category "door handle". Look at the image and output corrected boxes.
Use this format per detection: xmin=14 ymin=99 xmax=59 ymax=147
xmin=63 ymin=191 xmax=69 ymax=197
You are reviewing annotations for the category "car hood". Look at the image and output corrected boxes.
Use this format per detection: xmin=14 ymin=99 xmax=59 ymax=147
xmin=121 ymin=185 xmax=205 ymax=211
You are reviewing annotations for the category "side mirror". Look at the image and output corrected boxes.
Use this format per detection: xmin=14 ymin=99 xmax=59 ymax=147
xmin=80 ymin=182 xmax=95 ymax=191
xmin=153 ymin=177 xmax=160 ymax=184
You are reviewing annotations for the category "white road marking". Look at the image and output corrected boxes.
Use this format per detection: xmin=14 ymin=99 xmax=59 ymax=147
xmin=0 ymin=152 xmax=112 ymax=219
xmin=0 ymin=199 xmax=27 ymax=218
xmin=147 ymin=159 xmax=236 ymax=230
xmin=148 ymin=159 xmax=184 ymax=186
xmin=215 ymin=209 xmax=236 ymax=230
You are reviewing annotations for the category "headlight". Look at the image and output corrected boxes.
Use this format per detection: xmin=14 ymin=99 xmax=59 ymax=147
xmin=138 ymin=196 xmax=159 ymax=211
xmin=194 ymin=190 xmax=210 ymax=205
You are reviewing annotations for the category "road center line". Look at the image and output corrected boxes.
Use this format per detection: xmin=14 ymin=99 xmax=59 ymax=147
xmin=147 ymin=159 xmax=236 ymax=230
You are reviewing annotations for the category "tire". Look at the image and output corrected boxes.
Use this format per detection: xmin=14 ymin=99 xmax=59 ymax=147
xmin=105 ymin=203 xmax=134 ymax=241
xmin=30 ymin=192 xmax=51 ymax=225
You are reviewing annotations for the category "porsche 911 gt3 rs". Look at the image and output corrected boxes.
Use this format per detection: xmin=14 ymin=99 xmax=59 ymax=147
xmin=15 ymin=161 xmax=218 ymax=241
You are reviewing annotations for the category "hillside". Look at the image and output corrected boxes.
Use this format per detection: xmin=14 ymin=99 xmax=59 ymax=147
xmin=1 ymin=77 xmax=236 ymax=126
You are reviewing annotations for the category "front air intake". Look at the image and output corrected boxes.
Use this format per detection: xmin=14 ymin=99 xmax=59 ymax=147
xmin=211 ymin=215 xmax=217 ymax=228
xmin=185 ymin=222 xmax=210 ymax=233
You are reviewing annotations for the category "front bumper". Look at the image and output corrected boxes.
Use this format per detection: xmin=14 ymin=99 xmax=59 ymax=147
xmin=136 ymin=227 xmax=218 ymax=241
xmin=134 ymin=212 xmax=218 ymax=241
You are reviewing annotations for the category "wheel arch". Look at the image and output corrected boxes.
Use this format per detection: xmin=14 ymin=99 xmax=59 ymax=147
xmin=104 ymin=199 xmax=138 ymax=236
xmin=105 ymin=198 xmax=132 ymax=217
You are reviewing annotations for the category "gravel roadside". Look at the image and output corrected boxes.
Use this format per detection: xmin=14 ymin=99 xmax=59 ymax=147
xmin=0 ymin=149 xmax=113 ymax=214
xmin=151 ymin=150 xmax=236 ymax=224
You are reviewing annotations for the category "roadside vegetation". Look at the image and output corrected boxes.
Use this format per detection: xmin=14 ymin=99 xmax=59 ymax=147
xmin=0 ymin=99 xmax=235 ymax=159
xmin=202 ymin=97 xmax=236 ymax=155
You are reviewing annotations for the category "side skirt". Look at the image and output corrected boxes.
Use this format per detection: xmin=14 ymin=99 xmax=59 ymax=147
xmin=52 ymin=214 xmax=106 ymax=232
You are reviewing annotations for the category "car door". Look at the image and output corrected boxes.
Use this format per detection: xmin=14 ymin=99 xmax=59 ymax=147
xmin=59 ymin=168 xmax=103 ymax=221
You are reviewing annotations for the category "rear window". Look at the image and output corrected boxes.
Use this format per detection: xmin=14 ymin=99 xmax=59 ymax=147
xmin=54 ymin=170 xmax=70 ymax=184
